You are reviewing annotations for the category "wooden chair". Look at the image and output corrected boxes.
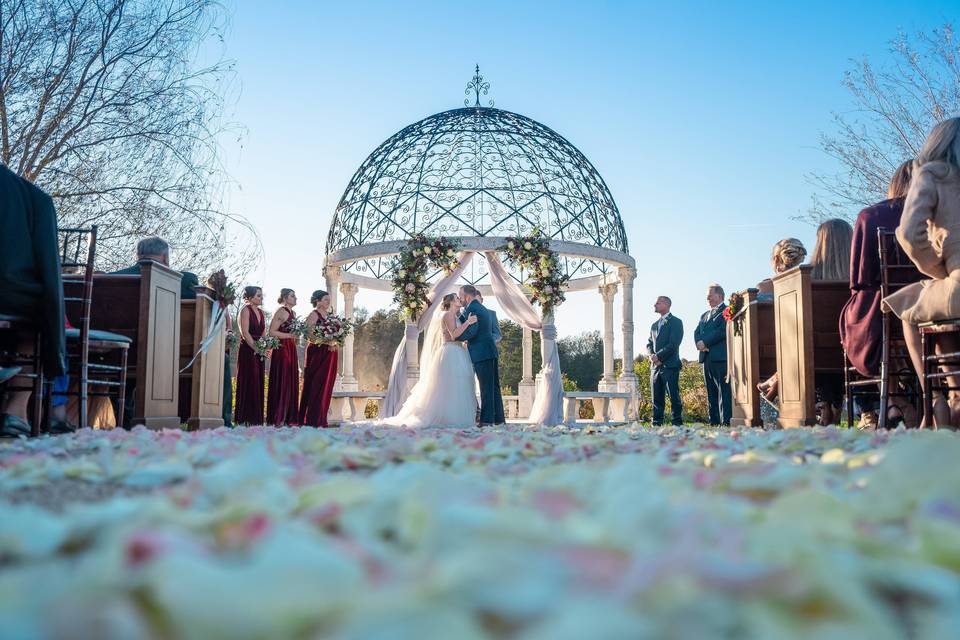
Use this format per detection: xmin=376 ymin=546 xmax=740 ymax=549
xmin=771 ymin=265 xmax=848 ymax=427
xmin=919 ymin=320 xmax=960 ymax=428
xmin=0 ymin=314 xmax=44 ymax=436
xmin=728 ymin=288 xmax=776 ymax=427
xmin=844 ymin=228 xmax=922 ymax=428
xmin=58 ymin=226 xmax=131 ymax=429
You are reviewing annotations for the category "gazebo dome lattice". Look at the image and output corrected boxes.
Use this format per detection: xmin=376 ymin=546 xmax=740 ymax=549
xmin=326 ymin=75 xmax=629 ymax=286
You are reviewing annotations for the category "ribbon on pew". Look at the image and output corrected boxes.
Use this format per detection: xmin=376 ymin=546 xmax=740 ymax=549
xmin=179 ymin=302 xmax=226 ymax=373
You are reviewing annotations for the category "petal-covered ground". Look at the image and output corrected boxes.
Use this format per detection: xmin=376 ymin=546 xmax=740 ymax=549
xmin=1 ymin=424 xmax=959 ymax=639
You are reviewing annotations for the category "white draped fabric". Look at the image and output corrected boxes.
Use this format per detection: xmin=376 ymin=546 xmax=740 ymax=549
xmin=484 ymin=252 xmax=564 ymax=425
xmin=382 ymin=253 xmax=474 ymax=417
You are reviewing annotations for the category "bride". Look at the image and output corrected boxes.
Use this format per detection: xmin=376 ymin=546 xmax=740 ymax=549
xmin=378 ymin=293 xmax=478 ymax=428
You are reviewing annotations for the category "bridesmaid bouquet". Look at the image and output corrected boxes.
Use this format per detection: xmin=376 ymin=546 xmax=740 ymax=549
xmin=307 ymin=313 xmax=354 ymax=348
xmin=285 ymin=317 xmax=307 ymax=339
xmin=254 ymin=335 xmax=281 ymax=359
xmin=224 ymin=330 xmax=240 ymax=350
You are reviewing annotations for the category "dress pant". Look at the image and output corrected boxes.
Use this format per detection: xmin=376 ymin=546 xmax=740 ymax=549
xmin=652 ymin=365 xmax=682 ymax=426
xmin=703 ymin=360 xmax=732 ymax=425
xmin=474 ymin=358 xmax=505 ymax=424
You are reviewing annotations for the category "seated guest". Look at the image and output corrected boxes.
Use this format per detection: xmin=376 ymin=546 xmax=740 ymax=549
xmin=113 ymin=236 xmax=199 ymax=300
xmin=840 ymin=161 xmax=916 ymax=427
xmin=757 ymin=238 xmax=807 ymax=297
xmin=810 ymin=219 xmax=853 ymax=281
xmin=884 ymin=117 xmax=960 ymax=427
xmin=0 ymin=165 xmax=66 ymax=437
xmin=810 ymin=218 xmax=854 ymax=425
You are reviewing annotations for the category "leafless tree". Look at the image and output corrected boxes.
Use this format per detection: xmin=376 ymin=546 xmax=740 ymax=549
xmin=806 ymin=23 xmax=960 ymax=222
xmin=0 ymin=0 xmax=258 ymax=277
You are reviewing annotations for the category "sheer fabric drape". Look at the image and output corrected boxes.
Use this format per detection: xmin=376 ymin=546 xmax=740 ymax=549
xmin=484 ymin=252 xmax=564 ymax=425
xmin=382 ymin=253 xmax=474 ymax=417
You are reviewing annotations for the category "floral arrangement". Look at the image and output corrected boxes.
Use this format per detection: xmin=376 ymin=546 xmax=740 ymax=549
xmin=254 ymin=335 xmax=280 ymax=359
xmin=723 ymin=291 xmax=745 ymax=336
xmin=391 ymin=234 xmax=462 ymax=320
xmin=284 ymin=317 xmax=306 ymax=339
xmin=307 ymin=313 xmax=354 ymax=348
xmin=206 ymin=269 xmax=236 ymax=308
xmin=224 ymin=330 xmax=240 ymax=351
xmin=500 ymin=228 xmax=569 ymax=313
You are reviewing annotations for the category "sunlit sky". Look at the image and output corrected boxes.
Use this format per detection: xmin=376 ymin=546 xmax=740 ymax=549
xmin=212 ymin=0 xmax=957 ymax=360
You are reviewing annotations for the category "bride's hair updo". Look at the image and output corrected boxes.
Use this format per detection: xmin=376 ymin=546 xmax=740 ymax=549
xmin=441 ymin=293 xmax=457 ymax=310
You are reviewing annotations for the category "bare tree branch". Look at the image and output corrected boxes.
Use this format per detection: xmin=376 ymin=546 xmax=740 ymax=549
xmin=803 ymin=24 xmax=960 ymax=224
xmin=0 ymin=0 xmax=259 ymax=279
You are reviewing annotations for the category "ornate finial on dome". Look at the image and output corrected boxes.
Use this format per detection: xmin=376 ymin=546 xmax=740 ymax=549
xmin=464 ymin=64 xmax=493 ymax=108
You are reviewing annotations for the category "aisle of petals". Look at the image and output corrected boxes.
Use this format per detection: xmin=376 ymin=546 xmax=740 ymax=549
xmin=2 ymin=424 xmax=960 ymax=639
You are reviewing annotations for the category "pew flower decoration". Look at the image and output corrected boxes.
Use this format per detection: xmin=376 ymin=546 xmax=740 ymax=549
xmin=206 ymin=269 xmax=237 ymax=308
xmin=254 ymin=336 xmax=280 ymax=359
xmin=224 ymin=330 xmax=240 ymax=351
xmin=307 ymin=313 xmax=354 ymax=349
xmin=500 ymin=228 xmax=569 ymax=313
xmin=391 ymin=234 xmax=462 ymax=320
xmin=723 ymin=292 xmax=745 ymax=336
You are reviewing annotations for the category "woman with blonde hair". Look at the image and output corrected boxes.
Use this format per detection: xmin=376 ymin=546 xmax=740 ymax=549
xmin=757 ymin=238 xmax=807 ymax=296
xmin=810 ymin=219 xmax=853 ymax=281
xmin=883 ymin=117 xmax=960 ymax=426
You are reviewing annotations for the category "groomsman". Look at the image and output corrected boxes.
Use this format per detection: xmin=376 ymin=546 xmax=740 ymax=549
xmin=647 ymin=296 xmax=683 ymax=426
xmin=695 ymin=284 xmax=732 ymax=425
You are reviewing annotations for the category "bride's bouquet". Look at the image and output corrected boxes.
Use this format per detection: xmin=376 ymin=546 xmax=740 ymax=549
xmin=306 ymin=313 xmax=354 ymax=349
xmin=254 ymin=335 xmax=281 ymax=359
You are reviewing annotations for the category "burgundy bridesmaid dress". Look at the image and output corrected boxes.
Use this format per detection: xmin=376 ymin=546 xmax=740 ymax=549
xmin=234 ymin=305 xmax=265 ymax=425
xmin=266 ymin=309 xmax=301 ymax=425
xmin=299 ymin=335 xmax=339 ymax=427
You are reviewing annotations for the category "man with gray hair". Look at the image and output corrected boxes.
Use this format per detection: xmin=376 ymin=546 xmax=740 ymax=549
xmin=112 ymin=236 xmax=199 ymax=300
xmin=694 ymin=283 xmax=732 ymax=425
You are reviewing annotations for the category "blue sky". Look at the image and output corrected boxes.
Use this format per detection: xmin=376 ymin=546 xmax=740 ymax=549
xmin=215 ymin=0 xmax=957 ymax=360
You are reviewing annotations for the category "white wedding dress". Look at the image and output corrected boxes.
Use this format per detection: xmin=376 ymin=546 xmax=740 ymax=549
xmin=377 ymin=312 xmax=477 ymax=429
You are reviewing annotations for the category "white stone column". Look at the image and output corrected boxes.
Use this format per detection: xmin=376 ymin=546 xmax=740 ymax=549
xmin=618 ymin=267 xmax=638 ymax=395
xmin=598 ymin=282 xmax=619 ymax=392
xmin=404 ymin=320 xmax=419 ymax=392
xmin=339 ymin=282 xmax=359 ymax=391
xmin=324 ymin=264 xmax=341 ymax=314
xmin=518 ymin=327 xmax=535 ymax=417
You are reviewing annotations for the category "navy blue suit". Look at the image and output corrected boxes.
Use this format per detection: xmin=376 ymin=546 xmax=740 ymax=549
xmin=694 ymin=304 xmax=732 ymax=425
xmin=459 ymin=300 xmax=504 ymax=424
xmin=647 ymin=313 xmax=683 ymax=425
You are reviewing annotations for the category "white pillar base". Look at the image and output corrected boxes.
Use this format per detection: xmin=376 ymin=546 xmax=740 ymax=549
xmin=598 ymin=378 xmax=619 ymax=393
xmin=518 ymin=379 xmax=535 ymax=417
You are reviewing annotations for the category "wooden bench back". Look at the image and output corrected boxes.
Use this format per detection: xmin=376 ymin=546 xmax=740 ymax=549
xmin=729 ymin=288 xmax=775 ymax=427
xmin=86 ymin=260 xmax=183 ymax=428
xmin=772 ymin=265 xmax=847 ymax=427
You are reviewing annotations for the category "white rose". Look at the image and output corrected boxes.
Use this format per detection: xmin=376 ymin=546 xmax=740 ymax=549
xmin=524 ymin=241 xmax=533 ymax=250
xmin=412 ymin=250 xmax=420 ymax=257
xmin=447 ymin=248 xmax=454 ymax=257
xmin=408 ymin=302 xmax=418 ymax=309
xmin=507 ymin=241 xmax=515 ymax=250
xmin=424 ymin=246 xmax=432 ymax=254
xmin=398 ymin=269 xmax=407 ymax=278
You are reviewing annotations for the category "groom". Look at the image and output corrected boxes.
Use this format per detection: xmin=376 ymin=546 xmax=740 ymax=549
xmin=458 ymin=285 xmax=505 ymax=426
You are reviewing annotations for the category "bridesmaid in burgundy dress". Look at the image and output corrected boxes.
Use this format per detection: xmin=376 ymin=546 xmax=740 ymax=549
xmin=266 ymin=288 xmax=301 ymax=425
xmin=235 ymin=286 xmax=266 ymax=425
xmin=299 ymin=290 xmax=339 ymax=428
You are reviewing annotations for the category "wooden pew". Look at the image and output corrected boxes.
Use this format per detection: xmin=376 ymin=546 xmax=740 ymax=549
xmin=728 ymin=288 xmax=776 ymax=427
xmin=178 ymin=286 xmax=226 ymax=430
xmin=88 ymin=260 xmax=182 ymax=428
xmin=771 ymin=265 xmax=847 ymax=427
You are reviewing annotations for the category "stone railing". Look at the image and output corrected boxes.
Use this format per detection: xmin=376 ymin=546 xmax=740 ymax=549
xmin=562 ymin=391 xmax=633 ymax=424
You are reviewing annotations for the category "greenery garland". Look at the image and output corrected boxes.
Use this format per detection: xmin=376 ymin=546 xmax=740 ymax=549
xmin=500 ymin=229 xmax=569 ymax=314
xmin=391 ymin=234 xmax=462 ymax=320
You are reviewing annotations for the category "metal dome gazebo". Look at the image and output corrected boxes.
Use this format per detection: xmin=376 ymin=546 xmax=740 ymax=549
xmin=324 ymin=67 xmax=637 ymax=416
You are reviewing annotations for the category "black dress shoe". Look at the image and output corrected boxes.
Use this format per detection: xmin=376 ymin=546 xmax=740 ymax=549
xmin=0 ymin=366 xmax=22 ymax=385
xmin=0 ymin=414 xmax=31 ymax=438
xmin=49 ymin=418 xmax=78 ymax=435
